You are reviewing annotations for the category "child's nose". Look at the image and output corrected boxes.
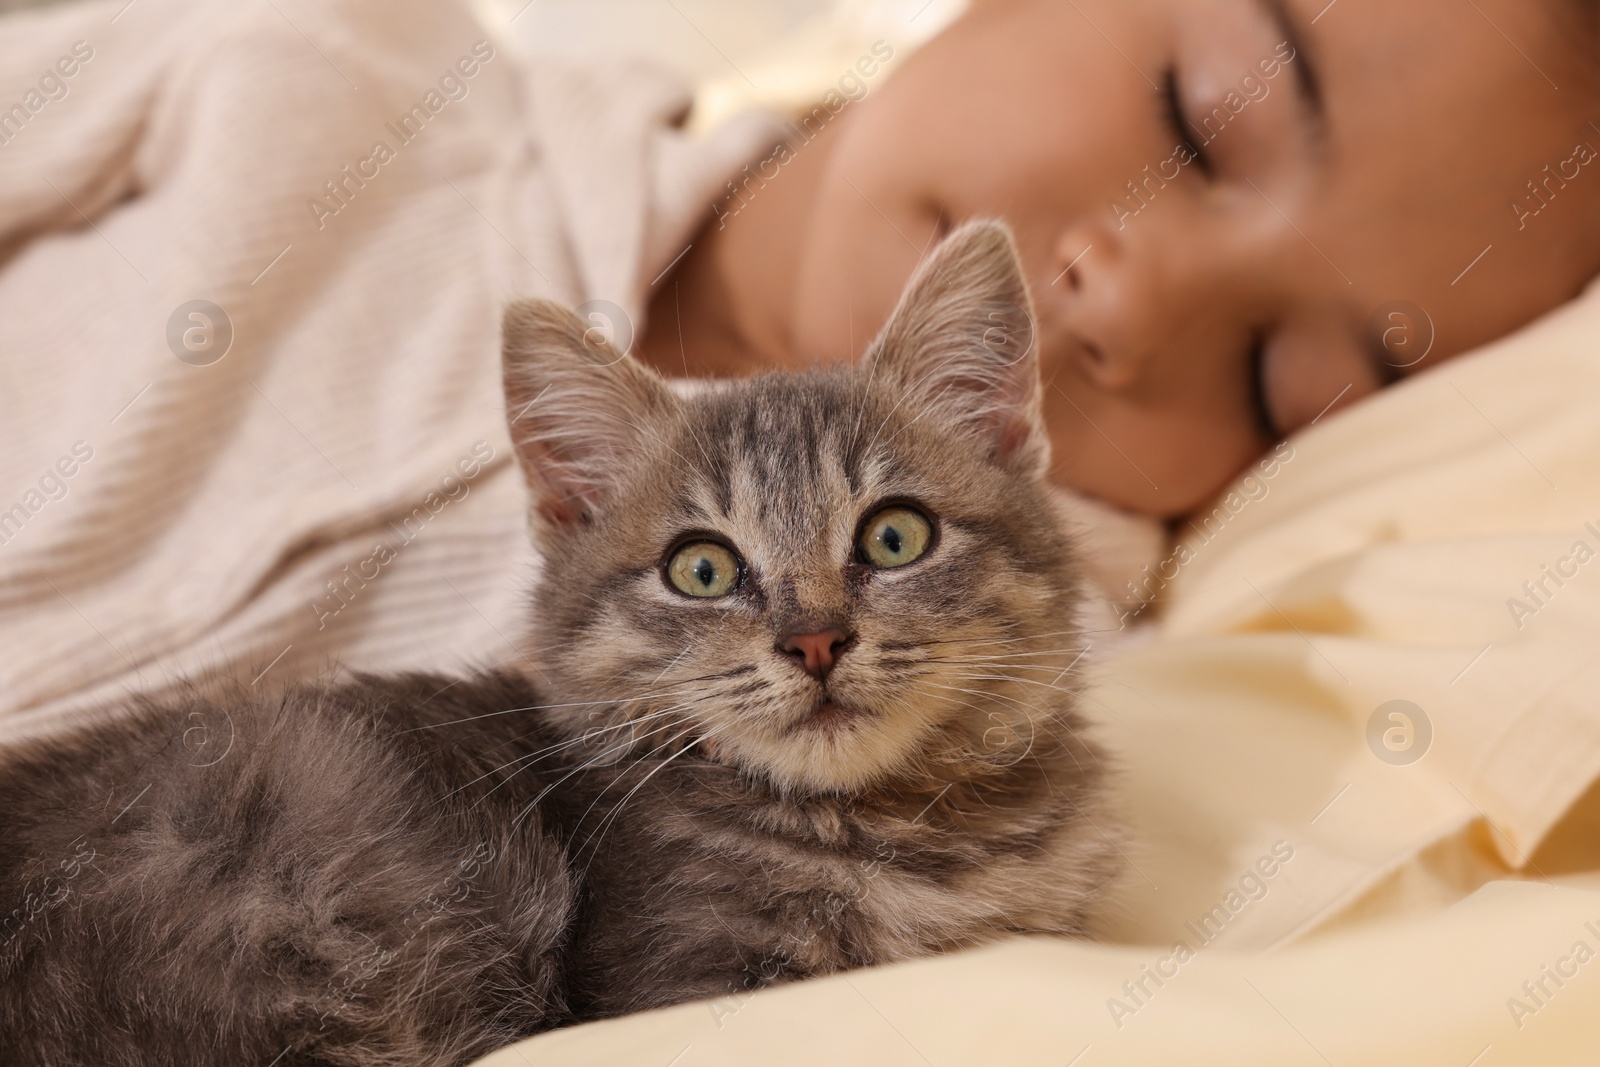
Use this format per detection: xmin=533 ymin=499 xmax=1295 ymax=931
xmin=1045 ymin=216 xmax=1234 ymax=394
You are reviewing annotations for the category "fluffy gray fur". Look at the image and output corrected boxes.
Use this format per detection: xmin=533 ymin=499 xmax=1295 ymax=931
xmin=0 ymin=220 xmax=1118 ymax=1066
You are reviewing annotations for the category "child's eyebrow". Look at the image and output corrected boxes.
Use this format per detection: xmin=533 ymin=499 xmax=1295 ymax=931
xmin=1258 ymin=0 xmax=1326 ymax=136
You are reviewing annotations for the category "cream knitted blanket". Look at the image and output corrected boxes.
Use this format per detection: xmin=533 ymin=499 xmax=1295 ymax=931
xmin=0 ymin=0 xmax=783 ymax=736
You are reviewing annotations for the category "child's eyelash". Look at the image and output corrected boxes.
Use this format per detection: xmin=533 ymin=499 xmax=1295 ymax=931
xmin=1162 ymin=66 xmax=1213 ymax=177
xmin=1248 ymin=333 xmax=1281 ymax=441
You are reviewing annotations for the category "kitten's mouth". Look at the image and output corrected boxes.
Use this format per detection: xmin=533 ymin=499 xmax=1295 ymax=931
xmin=792 ymin=699 xmax=866 ymax=735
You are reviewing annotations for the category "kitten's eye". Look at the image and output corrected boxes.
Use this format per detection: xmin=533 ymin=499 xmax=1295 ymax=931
xmin=858 ymin=506 xmax=933 ymax=569
xmin=665 ymin=541 xmax=742 ymax=598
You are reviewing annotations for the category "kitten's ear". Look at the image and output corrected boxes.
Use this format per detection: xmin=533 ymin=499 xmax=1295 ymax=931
xmin=865 ymin=219 xmax=1047 ymax=474
xmin=502 ymin=299 xmax=676 ymax=528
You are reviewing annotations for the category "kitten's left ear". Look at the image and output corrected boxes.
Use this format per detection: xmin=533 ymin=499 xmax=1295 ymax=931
xmin=865 ymin=219 xmax=1047 ymax=475
xmin=502 ymin=299 xmax=677 ymax=529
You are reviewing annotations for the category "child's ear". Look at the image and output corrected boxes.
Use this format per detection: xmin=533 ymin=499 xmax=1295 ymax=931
xmin=865 ymin=219 xmax=1047 ymax=475
xmin=501 ymin=299 xmax=677 ymax=529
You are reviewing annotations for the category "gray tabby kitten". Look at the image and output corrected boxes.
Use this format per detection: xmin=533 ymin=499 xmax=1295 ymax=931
xmin=0 ymin=221 xmax=1117 ymax=1066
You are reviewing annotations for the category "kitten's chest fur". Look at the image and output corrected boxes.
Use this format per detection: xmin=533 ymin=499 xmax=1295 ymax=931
xmin=560 ymin=727 xmax=1109 ymax=1016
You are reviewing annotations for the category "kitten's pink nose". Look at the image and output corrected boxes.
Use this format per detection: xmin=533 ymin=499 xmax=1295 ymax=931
xmin=779 ymin=627 xmax=852 ymax=681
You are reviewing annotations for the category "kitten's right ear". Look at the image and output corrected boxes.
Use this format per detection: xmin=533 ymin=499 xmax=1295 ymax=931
xmin=501 ymin=299 xmax=676 ymax=528
xmin=865 ymin=219 xmax=1046 ymax=476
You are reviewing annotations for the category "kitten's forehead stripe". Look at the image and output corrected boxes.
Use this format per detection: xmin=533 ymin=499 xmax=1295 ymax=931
xmin=842 ymin=431 xmax=865 ymax=496
xmin=681 ymin=378 xmax=870 ymax=542
xmin=709 ymin=431 xmax=734 ymax=518
xmin=673 ymin=486 xmax=725 ymax=530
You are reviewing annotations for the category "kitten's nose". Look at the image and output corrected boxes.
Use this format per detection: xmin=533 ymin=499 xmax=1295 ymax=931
xmin=778 ymin=627 xmax=852 ymax=681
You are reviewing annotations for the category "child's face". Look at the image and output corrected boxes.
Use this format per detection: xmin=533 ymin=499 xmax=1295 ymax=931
xmin=792 ymin=0 xmax=1600 ymax=516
